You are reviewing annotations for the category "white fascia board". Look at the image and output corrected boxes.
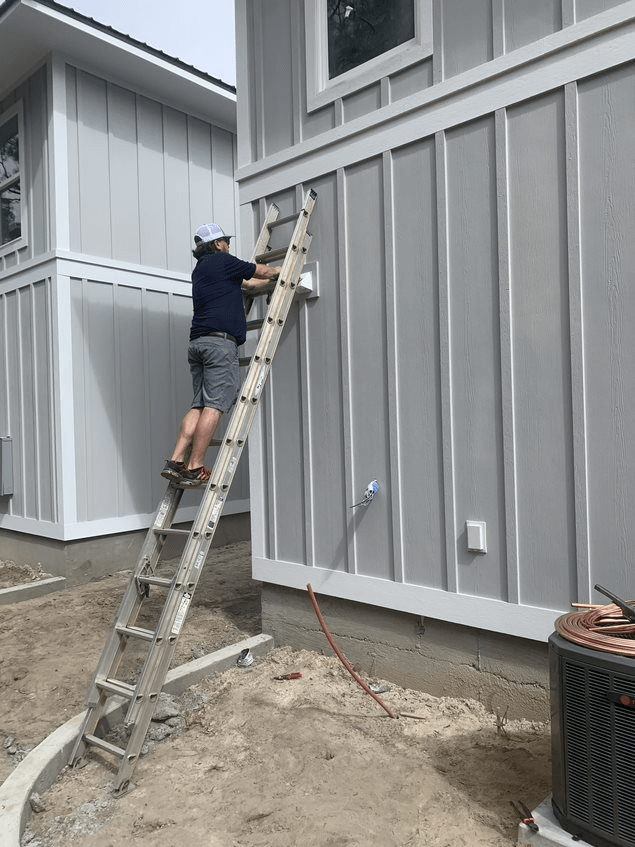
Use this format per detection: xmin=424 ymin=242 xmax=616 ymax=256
xmin=253 ymin=556 xmax=564 ymax=643
xmin=237 ymin=0 xmax=635 ymax=202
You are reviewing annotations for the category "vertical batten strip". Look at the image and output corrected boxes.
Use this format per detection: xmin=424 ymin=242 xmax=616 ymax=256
xmin=382 ymin=151 xmax=404 ymax=584
xmin=562 ymin=0 xmax=576 ymax=28
xmin=16 ymin=288 xmax=26 ymax=514
xmin=242 ymin=201 xmax=266 ymax=560
xmin=432 ymin=0 xmax=444 ymax=84
xmin=111 ymin=282 xmax=122 ymax=516
xmin=492 ymin=0 xmax=506 ymax=58
xmin=495 ymin=107 xmax=519 ymax=604
xmin=259 ymin=198 xmax=279 ymax=560
xmin=45 ymin=279 xmax=56 ymax=521
xmin=253 ymin=1 xmax=266 ymax=162
xmin=30 ymin=283 xmax=42 ymax=520
xmin=290 ymin=2 xmax=302 ymax=147
xmin=49 ymin=54 xmax=70 ymax=252
xmin=53 ymin=275 xmax=75 ymax=528
xmin=337 ymin=167 xmax=354 ymax=575
xmin=564 ymin=80 xmax=590 ymax=603
xmin=141 ymin=286 xmax=153 ymax=502
xmin=297 ymin=185 xmax=316 ymax=569
xmin=435 ymin=130 xmax=458 ymax=594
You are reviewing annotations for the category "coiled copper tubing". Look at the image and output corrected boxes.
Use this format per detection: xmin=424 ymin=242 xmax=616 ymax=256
xmin=555 ymin=602 xmax=635 ymax=656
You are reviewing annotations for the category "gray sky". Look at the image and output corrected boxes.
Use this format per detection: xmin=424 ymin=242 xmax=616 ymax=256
xmin=56 ymin=0 xmax=237 ymax=86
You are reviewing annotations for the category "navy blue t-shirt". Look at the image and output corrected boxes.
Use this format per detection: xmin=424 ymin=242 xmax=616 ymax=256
xmin=189 ymin=252 xmax=257 ymax=345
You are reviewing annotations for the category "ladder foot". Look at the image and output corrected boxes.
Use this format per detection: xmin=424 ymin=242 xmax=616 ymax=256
xmin=113 ymin=780 xmax=135 ymax=798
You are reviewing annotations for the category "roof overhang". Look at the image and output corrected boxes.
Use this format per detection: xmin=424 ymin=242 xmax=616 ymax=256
xmin=0 ymin=0 xmax=236 ymax=130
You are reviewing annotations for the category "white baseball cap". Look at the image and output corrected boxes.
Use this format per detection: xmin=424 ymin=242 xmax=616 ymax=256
xmin=194 ymin=223 xmax=232 ymax=243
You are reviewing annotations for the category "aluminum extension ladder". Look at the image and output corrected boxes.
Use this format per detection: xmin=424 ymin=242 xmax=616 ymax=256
xmin=69 ymin=189 xmax=317 ymax=795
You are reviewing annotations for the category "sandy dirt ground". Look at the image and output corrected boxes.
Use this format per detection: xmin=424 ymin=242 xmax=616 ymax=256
xmin=0 ymin=543 xmax=551 ymax=846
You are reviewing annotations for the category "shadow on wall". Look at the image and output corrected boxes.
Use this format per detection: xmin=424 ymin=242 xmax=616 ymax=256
xmin=71 ymin=279 xmax=195 ymax=520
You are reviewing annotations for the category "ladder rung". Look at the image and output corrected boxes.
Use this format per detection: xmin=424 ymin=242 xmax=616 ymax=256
xmin=239 ymin=357 xmax=250 ymax=367
xmin=137 ymin=575 xmax=173 ymax=588
xmin=83 ymin=734 xmax=126 ymax=760
xmin=96 ymin=678 xmax=137 ymax=699
xmin=152 ymin=527 xmax=190 ymax=537
xmin=268 ymin=213 xmax=298 ymax=228
xmin=254 ymin=247 xmax=287 ymax=263
xmin=246 ymin=319 xmax=264 ymax=331
xmin=115 ymin=624 xmax=155 ymax=642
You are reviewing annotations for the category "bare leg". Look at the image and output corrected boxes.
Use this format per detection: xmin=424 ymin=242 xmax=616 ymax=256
xmin=170 ymin=408 xmax=201 ymax=463
xmin=188 ymin=407 xmax=222 ymax=469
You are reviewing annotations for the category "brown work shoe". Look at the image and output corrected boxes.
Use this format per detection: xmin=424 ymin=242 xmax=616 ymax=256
xmin=178 ymin=466 xmax=211 ymax=487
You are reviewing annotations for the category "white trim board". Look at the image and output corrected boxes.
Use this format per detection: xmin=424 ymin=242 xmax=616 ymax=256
xmin=0 ymin=498 xmax=250 ymax=541
xmin=237 ymin=2 xmax=635 ymax=202
xmin=253 ymin=556 xmax=565 ymax=643
xmin=0 ymin=250 xmax=192 ymax=288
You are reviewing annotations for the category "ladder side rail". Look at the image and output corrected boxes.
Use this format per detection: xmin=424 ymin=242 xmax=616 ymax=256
xmin=130 ymin=486 xmax=185 ymax=588
xmin=81 ymin=487 xmax=184 ymax=705
xmin=70 ymin=485 xmax=185 ymax=765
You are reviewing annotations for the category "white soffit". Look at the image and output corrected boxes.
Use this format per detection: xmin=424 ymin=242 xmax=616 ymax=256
xmin=0 ymin=0 xmax=236 ymax=130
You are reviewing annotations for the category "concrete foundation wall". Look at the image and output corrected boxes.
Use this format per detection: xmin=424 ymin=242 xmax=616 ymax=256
xmin=0 ymin=512 xmax=250 ymax=587
xmin=262 ymin=584 xmax=550 ymax=722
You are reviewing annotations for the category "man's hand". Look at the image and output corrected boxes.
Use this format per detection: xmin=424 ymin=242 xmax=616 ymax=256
xmin=254 ymin=263 xmax=281 ymax=280
xmin=242 ymin=265 xmax=282 ymax=294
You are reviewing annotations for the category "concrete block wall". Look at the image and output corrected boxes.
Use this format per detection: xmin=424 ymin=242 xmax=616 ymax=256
xmin=262 ymin=584 xmax=550 ymax=722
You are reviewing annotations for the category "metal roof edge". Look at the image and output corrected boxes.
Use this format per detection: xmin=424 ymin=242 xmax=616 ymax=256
xmin=0 ymin=0 xmax=236 ymax=96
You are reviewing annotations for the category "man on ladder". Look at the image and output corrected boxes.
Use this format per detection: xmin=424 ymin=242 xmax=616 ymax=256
xmin=161 ymin=223 xmax=281 ymax=487
xmin=69 ymin=191 xmax=316 ymax=795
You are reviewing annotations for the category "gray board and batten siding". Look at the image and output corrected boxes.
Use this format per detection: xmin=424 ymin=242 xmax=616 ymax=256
xmin=0 ymin=52 xmax=247 ymax=542
xmin=237 ymin=0 xmax=635 ymax=642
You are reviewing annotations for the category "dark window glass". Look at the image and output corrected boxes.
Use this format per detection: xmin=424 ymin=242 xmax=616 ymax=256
xmin=0 ymin=115 xmax=20 ymax=245
xmin=1 ymin=183 xmax=21 ymax=244
xmin=328 ymin=0 xmax=415 ymax=79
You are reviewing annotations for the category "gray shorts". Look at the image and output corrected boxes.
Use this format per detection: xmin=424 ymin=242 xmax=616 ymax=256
xmin=188 ymin=336 xmax=240 ymax=414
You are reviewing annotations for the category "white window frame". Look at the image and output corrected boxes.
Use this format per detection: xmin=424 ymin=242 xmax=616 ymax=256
xmin=305 ymin=0 xmax=433 ymax=113
xmin=0 ymin=101 xmax=27 ymax=255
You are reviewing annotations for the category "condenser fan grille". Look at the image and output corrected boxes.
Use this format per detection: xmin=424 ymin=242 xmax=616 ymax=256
xmin=558 ymin=652 xmax=635 ymax=846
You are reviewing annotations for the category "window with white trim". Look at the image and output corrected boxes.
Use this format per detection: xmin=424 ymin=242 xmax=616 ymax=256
xmin=305 ymin=0 xmax=432 ymax=112
xmin=0 ymin=104 xmax=24 ymax=248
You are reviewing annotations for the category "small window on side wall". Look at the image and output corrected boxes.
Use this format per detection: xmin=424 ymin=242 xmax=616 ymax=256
xmin=305 ymin=0 xmax=432 ymax=112
xmin=328 ymin=0 xmax=415 ymax=79
xmin=0 ymin=104 xmax=24 ymax=250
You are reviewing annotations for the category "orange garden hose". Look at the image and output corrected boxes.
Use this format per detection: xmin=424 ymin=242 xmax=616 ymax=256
xmin=307 ymin=583 xmax=396 ymax=719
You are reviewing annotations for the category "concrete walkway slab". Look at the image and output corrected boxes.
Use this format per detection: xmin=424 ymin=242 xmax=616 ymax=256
xmin=0 ymin=633 xmax=273 ymax=847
